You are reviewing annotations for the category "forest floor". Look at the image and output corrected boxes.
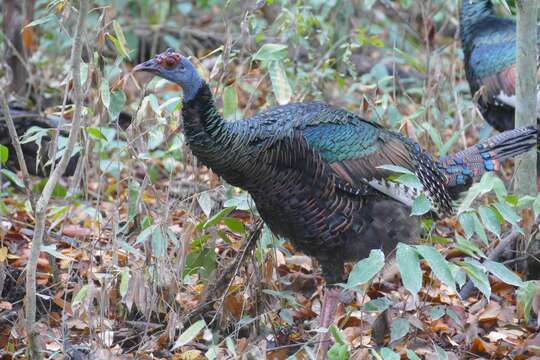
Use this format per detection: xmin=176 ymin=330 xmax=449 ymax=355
xmin=1 ymin=1 xmax=540 ymax=359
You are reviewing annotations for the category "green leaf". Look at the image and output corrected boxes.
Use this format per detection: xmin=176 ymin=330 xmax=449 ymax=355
xmin=25 ymin=14 xmax=56 ymax=28
xmin=135 ymin=224 xmax=157 ymax=245
xmin=379 ymin=348 xmax=400 ymax=360
xmin=72 ymin=285 xmax=89 ymax=306
xmin=517 ymin=281 xmax=538 ymax=323
xmin=533 ymin=193 xmax=540 ymax=219
xmin=455 ymin=236 xmax=486 ymax=259
xmin=86 ymin=127 xmax=108 ymax=141
xmin=459 ymin=212 xmax=475 ymax=240
xmin=421 ymin=123 xmax=443 ymax=151
xmin=472 ymin=212 xmax=489 ymax=244
xmin=269 ymin=61 xmax=292 ymax=105
xmin=1 ymin=169 xmax=24 ymax=188
xmin=394 ymin=173 xmax=423 ymax=188
xmin=252 ymin=43 xmax=288 ymax=62
xmin=151 ymin=226 xmax=166 ymax=258
xmin=329 ymin=325 xmax=346 ymax=345
xmin=108 ymin=90 xmax=126 ymax=121
xmin=107 ymin=20 xmax=132 ymax=59
xmin=32 ymin=178 xmax=67 ymax=198
xmin=203 ymin=207 xmax=235 ymax=230
xmin=493 ymin=201 xmax=522 ymax=232
xmin=262 ymin=289 xmax=299 ymax=306
xmin=100 ymin=80 xmax=111 ymax=109
xmin=479 ymin=205 xmax=501 ymax=237
xmin=446 ymin=308 xmax=463 ymax=328
xmin=119 ymin=268 xmax=129 ymax=297
xmin=461 ymin=259 xmax=491 ymax=300
xmin=223 ymin=192 xmax=252 ymax=211
xmin=41 ymin=244 xmax=75 ymax=261
xmin=458 ymin=172 xmax=506 ymax=213
xmin=223 ymin=217 xmax=245 ymax=234
xmin=225 ymin=336 xmax=236 ymax=357
xmin=223 ymin=85 xmax=238 ymax=120
xmin=430 ymin=305 xmax=445 ymax=320
xmin=390 ymin=318 xmax=410 ymax=343
xmin=485 ymin=260 xmax=522 ymax=287
xmin=145 ymin=94 xmax=161 ymax=115
xmin=362 ymin=296 xmax=392 ymax=312
xmin=0 ymin=200 xmax=9 ymax=215
xmin=327 ymin=343 xmax=348 ymax=360
xmin=411 ymin=193 xmax=431 ymax=216
xmin=376 ymin=164 xmax=415 ymax=175
xmin=406 ymin=350 xmax=421 ymax=360
xmin=416 ymin=245 xmax=456 ymax=292
xmin=0 ymin=144 xmax=8 ymax=164
xmin=99 ymin=159 xmax=123 ymax=177
xmin=396 ymin=243 xmax=422 ymax=300
xmin=127 ymin=180 xmax=140 ymax=222
xmin=439 ymin=128 xmax=464 ymax=157
xmin=172 ymin=319 xmax=206 ymax=350
xmin=347 ymin=249 xmax=384 ymax=288
xmin=197 ymin=192 xmax=214 ymax=218
xmin=434 ymin=344 xmax=448 ymax=360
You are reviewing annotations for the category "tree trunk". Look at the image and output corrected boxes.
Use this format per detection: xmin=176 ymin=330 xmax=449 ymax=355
xmin=514 ymin=0 xmax=538 ymax=195
xmin=515 ymin=0 xmax=539 ymax=280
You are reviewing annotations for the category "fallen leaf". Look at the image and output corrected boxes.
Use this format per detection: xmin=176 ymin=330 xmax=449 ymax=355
xmin=0 ymin=247 xmax=7 ymax=261
xmin=62 ymin=225 xmax=93 ymax=238
xmin=478 ymin=301 xmax=501 ymax=322
xmin=485 ymin=331 xmax=507 ymax=342
xmin=470 ymin=337 xmax=496 ymax=355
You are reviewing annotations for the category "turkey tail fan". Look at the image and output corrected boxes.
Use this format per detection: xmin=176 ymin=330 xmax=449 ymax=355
xmin=438 ymin=126 xmax=537 ymax=196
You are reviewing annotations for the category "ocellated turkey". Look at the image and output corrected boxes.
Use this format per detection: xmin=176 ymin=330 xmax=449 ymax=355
xmin=460 ymin=0 xmax=539 ymax=133
xmin=134 ymin=49 xmax=537 ymax=354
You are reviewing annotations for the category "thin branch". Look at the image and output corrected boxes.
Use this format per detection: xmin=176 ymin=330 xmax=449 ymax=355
xmin=182 ymin=219 xmax=263 ymax=327
xmin=0 ymin=92 xmax=36 ymax=209
xmin=24 ymin=1 xmax=87 ymax=357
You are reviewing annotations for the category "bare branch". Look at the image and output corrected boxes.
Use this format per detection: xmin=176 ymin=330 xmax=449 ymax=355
xmin=0 ymin=91 xmax=36 ymax=209
xmin=24 ymin=1 xmax=88 ymax=357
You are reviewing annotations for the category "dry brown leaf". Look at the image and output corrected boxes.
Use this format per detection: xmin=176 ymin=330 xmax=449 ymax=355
xmin=62 ymin=224 xmax=93 ymax=238
xmin=470 ymin=337 xmax=496 ymax=355
xmin=431 ymin=319 xmax=449 ymax=332
xmin=478 ymin=301 xmax=501 ymax=322
xmin=0 ymin=247 xmax=8 ymax=262
xmin=176 ymin=350 xmax=204 ymax=360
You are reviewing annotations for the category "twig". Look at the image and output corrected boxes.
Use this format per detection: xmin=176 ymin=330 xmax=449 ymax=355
xmin=182 ymin=219 xmax=263 ymax=327
xmin=459 ymin=231 xmax=520 ymax=299
xmin=0 ymin=91 xmax=36 ymax=209
xmin=24 ymin=1 xmax=87 ymax=358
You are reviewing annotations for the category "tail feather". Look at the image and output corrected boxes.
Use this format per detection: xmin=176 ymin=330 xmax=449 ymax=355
xmin=438 ymin=126 xmax=537 ymax=193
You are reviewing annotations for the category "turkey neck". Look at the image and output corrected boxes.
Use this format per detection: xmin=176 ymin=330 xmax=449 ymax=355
xmin=181 ymin=81 xmax=240 ymax=177
xmin=460 ymin=0 xmax=494 ymax=43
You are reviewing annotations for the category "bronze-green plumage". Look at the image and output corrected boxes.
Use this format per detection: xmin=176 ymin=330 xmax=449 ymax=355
xmin=134 ymin=49 xmax=537 ymax=287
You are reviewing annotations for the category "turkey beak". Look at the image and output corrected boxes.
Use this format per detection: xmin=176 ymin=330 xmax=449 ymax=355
xmin=133 ymin=59 xmax=159 ymax=74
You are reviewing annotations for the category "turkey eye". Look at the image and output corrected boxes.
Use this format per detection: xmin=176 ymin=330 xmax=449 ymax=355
xmin=164 ymin=58 xmax=176 ymax=68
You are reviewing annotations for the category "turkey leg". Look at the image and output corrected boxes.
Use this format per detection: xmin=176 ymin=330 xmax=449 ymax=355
xmin=316 ymin=286 xmax=341 ymax=359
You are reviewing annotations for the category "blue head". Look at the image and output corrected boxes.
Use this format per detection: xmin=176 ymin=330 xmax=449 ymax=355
xmin=134 ymin=48 xmax=203 ymax=101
